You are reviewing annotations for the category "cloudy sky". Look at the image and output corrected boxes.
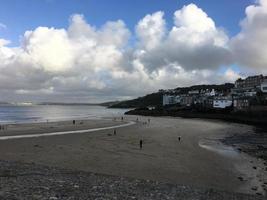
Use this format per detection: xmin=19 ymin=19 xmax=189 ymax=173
xmin=0 ymin=0 xmax=267 ymax=103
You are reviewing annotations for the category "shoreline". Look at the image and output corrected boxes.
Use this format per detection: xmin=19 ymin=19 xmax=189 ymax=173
xmin=125 ymin=109 xmax=267 ymax=162
xmin=124 ymin=109 xmax=267 ymax=128
xmin=0 ymin=118 xmax=126 ymax=137
xmin=0 ymin=121 xmax=135 ymax=140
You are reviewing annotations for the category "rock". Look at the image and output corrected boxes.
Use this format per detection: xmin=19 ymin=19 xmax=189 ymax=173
xmin=251 ymin=186 xmax=258 ymax=191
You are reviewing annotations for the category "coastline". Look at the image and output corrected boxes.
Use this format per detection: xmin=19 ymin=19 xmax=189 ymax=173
xmin=124 ymin=109 xmax=267 ymax=128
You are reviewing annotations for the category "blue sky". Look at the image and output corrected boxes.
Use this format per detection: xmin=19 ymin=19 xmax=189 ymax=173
xmin=0 ymin=0 xmax=253 ymax=46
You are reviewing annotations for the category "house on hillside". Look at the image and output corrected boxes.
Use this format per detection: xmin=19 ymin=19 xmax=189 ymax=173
xmin=233 ymin=97 xmax=250 ymax=111
xmin=233 ymin=75 xmax=267 ymax=97
xmin=163 ymin=95 xmax=181 ymax=106
xmin=180 ymin=95 xmax=194 ymax=107
xmin=261 ymin=81 xmax=267 ymax=93
xmin=213 ymin=96 xmax=232 ymax=109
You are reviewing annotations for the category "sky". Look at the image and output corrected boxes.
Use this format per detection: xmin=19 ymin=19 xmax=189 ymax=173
xmin=0 ymin=0 xmax=266 ymax=103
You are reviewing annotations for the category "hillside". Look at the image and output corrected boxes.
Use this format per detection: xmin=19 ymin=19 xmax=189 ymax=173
xmin=109 ymin=83 xmax=234 ymax=108
xmin=174 ymin=83 xmax=234 ymax=94
xmin=109 ymin=93 xmax=162 ymax=108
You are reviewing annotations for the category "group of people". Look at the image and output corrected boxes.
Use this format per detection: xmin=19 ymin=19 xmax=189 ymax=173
xmin=112 ymin=117 xmax=124 ymax=121
xmin=136 ymin=117 xmax=151 ymax=125
xmin=112 ymin=116 xmax=183 ymax=151
xmin=113 ymin=116 xmax=151 ymax=125
xmin=0 ymin=125 xmax=7 ymax=130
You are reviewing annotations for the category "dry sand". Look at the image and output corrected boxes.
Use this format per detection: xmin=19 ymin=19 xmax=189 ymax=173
xmin=0 ymin=116 xmax=266 ymax=197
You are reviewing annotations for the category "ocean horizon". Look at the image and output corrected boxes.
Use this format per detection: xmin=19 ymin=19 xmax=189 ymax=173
xmin=0 ymin=105 xmax=128 ymax=124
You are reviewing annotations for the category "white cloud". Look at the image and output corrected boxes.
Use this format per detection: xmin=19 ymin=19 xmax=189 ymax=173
xmin=231 ymin=0 xmax=267 ymax=72
xmin=136 ymin=11 xmax=166 ymax=50
xmin=0 ymin=14 xmax=133 ymax=102
xmin=0 ymin=1 xmax=266 ymax=102
xmin=22 ymin=27 xmax=74 ymax=72
xmin=0 ymin=23 xmax=7 ymax=30
xmin=137 ymin=4 xmax=232 ymax=72
xmin=171 ymin=4 xmax=228 ymax=47
xmin=0 ymin=39 xmax=10 ymax=46
xmin=174 ymin=4 xmax=215 ymax=33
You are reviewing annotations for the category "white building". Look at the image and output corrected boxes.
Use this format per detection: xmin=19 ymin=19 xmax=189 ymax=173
xmin=163 ymin=95 xmax=181 ymax=106
xmin=213 ymin=97 xmax=232 ymax=109
xmin=261 ymin=82 xmax=267 ymax=93
xmin=188 ymin=90 xmax=199 ymax=95
xmin=244 ymin=91 xmax=257 ymax=96
xmin=204 ymin=89 xmax=216 ymax=96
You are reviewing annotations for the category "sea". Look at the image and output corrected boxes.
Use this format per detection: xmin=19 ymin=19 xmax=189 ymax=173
xmin=0 ymin=104 xmax=129 ymax=124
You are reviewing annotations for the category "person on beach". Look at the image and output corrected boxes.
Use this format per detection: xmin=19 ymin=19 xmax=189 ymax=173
xmin=178 ymin=136 xmax=181 ymax=141
xmin=121 ymin=116 xmax=124 ymax=121
xmin=114 ymin=129 xmax=116 ymax=135
xmin=139 ymin=140 xmax=143 ymax=149
xmin=73 ymin=120 xmax=76 ymax=125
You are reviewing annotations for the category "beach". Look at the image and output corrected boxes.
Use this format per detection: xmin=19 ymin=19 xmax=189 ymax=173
xmin=0 ymin=116 xmax=266 ymax=199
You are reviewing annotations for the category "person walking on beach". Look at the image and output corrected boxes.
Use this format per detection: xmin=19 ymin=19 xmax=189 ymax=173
xmin=73 ymin=120 xmax=76 ymax=125
xmin=139 ymin=139 xmax=143 ymax=150
xmin=114 ymin=129 xmax=116 ymax=135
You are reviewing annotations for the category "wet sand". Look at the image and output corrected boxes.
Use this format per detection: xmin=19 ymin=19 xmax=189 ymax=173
xmin=0 ymin=116 xmax=266 ymax=197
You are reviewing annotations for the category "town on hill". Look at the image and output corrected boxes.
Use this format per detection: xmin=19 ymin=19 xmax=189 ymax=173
xmin=110 ymin=74 xmax=267 ymax=126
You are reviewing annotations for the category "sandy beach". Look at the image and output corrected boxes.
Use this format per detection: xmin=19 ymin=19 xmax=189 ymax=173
xmin=0 ymin=116 xmax=266 ymax=198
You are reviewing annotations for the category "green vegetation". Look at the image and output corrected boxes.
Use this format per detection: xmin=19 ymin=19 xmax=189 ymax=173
xmin=109 ymin=93 xmax=163 ymax=108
